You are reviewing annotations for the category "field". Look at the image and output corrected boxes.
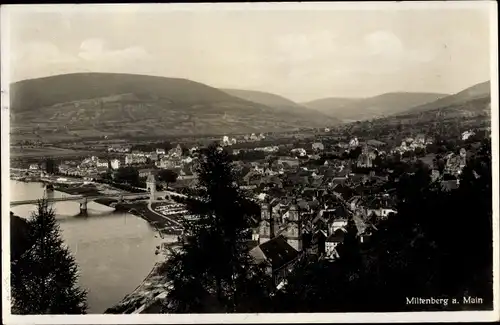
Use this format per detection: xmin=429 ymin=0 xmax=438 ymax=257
xmin=10 ymin=146 xmax=103 ymax=159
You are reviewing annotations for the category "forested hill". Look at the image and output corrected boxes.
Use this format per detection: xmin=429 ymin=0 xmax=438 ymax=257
xmin=10 ymin=73 xmax=340 ymax=142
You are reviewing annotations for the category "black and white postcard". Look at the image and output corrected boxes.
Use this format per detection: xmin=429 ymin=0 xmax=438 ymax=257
xmin=1 ymin=2 xmax=498 ymax=323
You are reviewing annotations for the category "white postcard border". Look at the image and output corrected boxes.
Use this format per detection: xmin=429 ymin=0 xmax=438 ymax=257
xmin=1 ymin=1 xmax=498 ymax=323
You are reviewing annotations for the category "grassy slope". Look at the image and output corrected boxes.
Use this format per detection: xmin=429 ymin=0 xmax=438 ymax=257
xmin=10 ymin=73 xmax=339 ymax=142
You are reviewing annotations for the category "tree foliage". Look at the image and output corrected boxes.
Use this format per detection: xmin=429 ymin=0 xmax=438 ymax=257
xmin=44 ymin=158 xmax=57 ymax=174
xmin=11 ymin=200 xmax=88 ymax=314
xmin=10 ymin=213 xmax=32 ymax=262
xmin=115 ymin=166 xmax=140 ymax=186
xmin=158 ymin=169 xmax=179 ymax=188
xmin=161 ymin=143 xmax=271 ymax=313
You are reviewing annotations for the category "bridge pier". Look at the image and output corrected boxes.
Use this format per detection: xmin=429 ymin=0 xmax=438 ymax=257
xmin=80 ymin=198 xmax=88 ymax=215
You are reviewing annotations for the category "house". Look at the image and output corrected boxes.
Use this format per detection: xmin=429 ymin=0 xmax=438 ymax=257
xmin=108 ymin=145 xmax=131 ymax=153
xmin=312 ymin=142 xmax=325 ymax=151
xmin=57 ymin=164 xmax=70 ymax=174
xmin=462 ymin=130 xmax=475 ymax=141
xmin=156 ymin=148 xmax=166 ymax=155
xmin=414 ymin=134 xmax=426 ymax=145
xmin=125 ymin=154 xmax=147 ymax=165
xmin=156 ymin=157 xmax=179 ymax=169
xmin=330 ymin=216 xmax=348 ymax=233
xmin=110 ymin=159 xmax=121 ymax=170
xmin=249 ymin=235 xmax=301 ymax=287
xmin=356 ymin=147 xmax=376 ymax=168
xmin=366 ymin=208 xmax=397 ymax=219
xmin=139 ymin=168 xmax=156 ymax=178
xmin=349 ymin=137 xmax=359 ymax=148
xmin=222 ymin=135 xmax=231 ymax=146
xmin=291 ymin=148 xmax=307 ymax=157
xmin=29 ymin=164 xmax=39 ymax=170
xmin=96 ymin=160 xmax=108 ymax=168
xmin=364 ymin=195 xmax=397 ymax=219
xmin=168 ymin=144 xmax=183 ymax=158
xmin=332 ymin=184 xmax=355 ymax=201
xmin=325 ymin=228 xmax=347 ymax=260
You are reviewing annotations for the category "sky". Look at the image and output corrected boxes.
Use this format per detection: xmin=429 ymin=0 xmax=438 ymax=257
xmin=4 ymin=3 xmax=493 ymax=102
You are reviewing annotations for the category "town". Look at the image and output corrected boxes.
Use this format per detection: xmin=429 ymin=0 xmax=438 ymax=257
xmin=10 ymin=113 xmax=492 ymax=312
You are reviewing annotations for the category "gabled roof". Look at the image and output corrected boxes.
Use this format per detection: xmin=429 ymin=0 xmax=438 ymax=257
xmin=250 ymin=235 xmax=299 ymax=269
xmin=326 ymin=228 xmax=347 ymax=243
xmin=332 ymin=184 xmax=354 ymax=200
xmin=297 ymin=199 xmax=309 ymax=210
xmin=308 ymin=200 xmax=320 ymax=210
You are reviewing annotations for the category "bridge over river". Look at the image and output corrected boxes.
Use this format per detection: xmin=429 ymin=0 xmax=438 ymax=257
xmin=10 ymin=188 xmax=187 ymax=214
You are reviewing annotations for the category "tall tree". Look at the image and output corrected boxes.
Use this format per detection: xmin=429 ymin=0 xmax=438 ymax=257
xmin=45 ymin=158 xmax=57 ymax=174
xmin=11 ymin=200 xmax=87 ymax=314
xmin=10 ymin=212 xmax=32 ymax=262
xmin=161 ymin=143 xmax=270 ymax=313
xmin=115 ymin=166 xmax=140 ymax=186
xmin=158 ymin=169 xmax=179 ymax=189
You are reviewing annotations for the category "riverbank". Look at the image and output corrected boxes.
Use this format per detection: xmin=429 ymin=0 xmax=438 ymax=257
xmin=128 ymin=203 xmax=183 ymax=237
xmin=104 ymin=260 xmax=171 ymax=314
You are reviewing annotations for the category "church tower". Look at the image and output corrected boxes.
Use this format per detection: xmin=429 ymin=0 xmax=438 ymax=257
xmin=259 ymin=202 xmax=274 ymax=244
xmin=146 ymin=172 xmax=157 ymax=203
xmin=286 ymin=201 xmax=302 ymax=251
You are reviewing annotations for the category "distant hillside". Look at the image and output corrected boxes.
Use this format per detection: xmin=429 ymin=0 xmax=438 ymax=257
xmin=221 ymin=88 xmax=303 ymax=110
xmin=400 ymin=81 xmax=491 ymax=115
xmin=300 ymin=97 xmax=360 ymax=118
xmin=363 ymin=81 xmax=492 ymax=133
xmin=10 ymin=73 xmax=340 ymax=142
xmin=302 ymin=92 xmax=448 ymax=122
xmin=221 ymin=88 xmax=340 ymax=125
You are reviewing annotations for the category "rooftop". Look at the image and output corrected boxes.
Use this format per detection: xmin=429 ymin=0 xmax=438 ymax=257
xmin=250 ymin=235 xmax=299 ymax=269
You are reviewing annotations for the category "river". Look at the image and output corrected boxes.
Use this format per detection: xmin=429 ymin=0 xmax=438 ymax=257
xmin=10 ymin=180 xmax=169 ymax=314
